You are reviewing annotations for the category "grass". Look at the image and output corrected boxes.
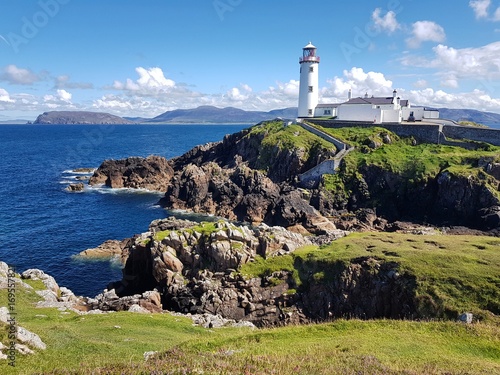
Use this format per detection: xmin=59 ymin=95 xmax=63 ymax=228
xmin=308 ymin=126 xmax=500 ymax=205
xmin=240 ymin=233 xmax=500 ymax=322
xmin=1 ymin=232 xmax=500 ymax=374
xmin=247 ymin=121 xmax=337 ymax=170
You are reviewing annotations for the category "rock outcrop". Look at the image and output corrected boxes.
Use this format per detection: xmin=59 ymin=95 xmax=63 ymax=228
xmin=77 ymin=239 xmax=131 ymax=264
xmin=103 ymin=217 xmax=423 ymax=326
xmin=310 ymin=164 xmax=500 ymax=231
xmin=89 ymin=155 xmax=174 ymax=191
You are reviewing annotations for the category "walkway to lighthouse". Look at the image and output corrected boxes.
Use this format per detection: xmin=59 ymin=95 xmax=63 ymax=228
xmin=296 ymin=121 xmax=353 ymax=188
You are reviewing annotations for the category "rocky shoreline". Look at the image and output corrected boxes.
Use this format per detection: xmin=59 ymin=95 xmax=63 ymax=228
xmin=8 ymin=119 xmax=498 ymax=333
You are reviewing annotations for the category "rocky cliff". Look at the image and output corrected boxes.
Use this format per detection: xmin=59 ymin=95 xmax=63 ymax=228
xmin=89 ymin=120 xmax=500 ymax=232
xmin=82 ymin=120 xmax=500 ymax=326
xmin=105 ymin=217 xmax=419 ymax=326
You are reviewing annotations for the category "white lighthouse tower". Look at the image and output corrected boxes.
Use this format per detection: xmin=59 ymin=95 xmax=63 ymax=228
xmin=298 ymin=42 xmax=320 ymax=118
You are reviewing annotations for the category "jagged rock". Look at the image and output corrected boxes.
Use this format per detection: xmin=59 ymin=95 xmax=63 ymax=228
xmin=21 ymin=269 xmax=59 ymax=294
xmin=78 ymin=239 xmax=130 ymax=264
xmin=89 ymin=155 xmax=174 ymax=191
xmin=66 ymin=183 xmax=84 ymax=192
xmin=17 ymin=326 xmax=46 ymax=350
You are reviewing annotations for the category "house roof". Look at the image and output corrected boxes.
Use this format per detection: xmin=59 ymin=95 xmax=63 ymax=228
xmin=341 ymin=96 xmax=411 ymax=107
xmin=344 ymin=97 xmax=394 ymax=105
xmin=316 ymin=103 xmax=341 ymax=108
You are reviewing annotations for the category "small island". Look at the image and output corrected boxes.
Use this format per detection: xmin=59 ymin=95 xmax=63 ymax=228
xmin=32 ymin=111 xmax=133 ymax=125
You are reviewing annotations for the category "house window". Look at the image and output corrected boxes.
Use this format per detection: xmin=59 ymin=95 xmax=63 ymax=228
xmin=324 ymin=109 xmax=331 ymax=115
xmin=308 ymin=109 xmax=313 ymax=115
xmin=308 ymin=86 xmax=313 ymax=93
xmin=309 ymin=66 xmax=314 ymax=72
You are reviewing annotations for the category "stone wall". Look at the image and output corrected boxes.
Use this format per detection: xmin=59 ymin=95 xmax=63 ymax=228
xmin=443 ymin=125 xmax=500 ymax=146
xmin=309 ymin=120 xmax=500 ymax=146
xmin=298 ymin=122 xmax=350 ymax=150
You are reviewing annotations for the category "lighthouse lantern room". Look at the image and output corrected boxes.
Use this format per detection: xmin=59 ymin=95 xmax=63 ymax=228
xmin=298 ymin=42 xmax=320 ymax=118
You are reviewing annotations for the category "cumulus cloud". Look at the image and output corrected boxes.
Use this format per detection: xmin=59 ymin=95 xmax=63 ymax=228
xmin=226 ymin=84 xmax=252 ymax=101
xmin=43 ymin=89 xmax=72 ymax=104
xmin=372 ymin=8 xmax=400 ymax=34
xmin=57 ymin=89 xmax=72 ymax=102
xmin=113 ymin=67 xmax=176 ymax=94
xmin=0 ymin=88 xmax=14 ymax=102
xmin=470 ymin=0 xmax=491 ymax=19
xmin=469 ymin=0 xmax=500 ymax=21
xmin=402 ymin=87 xmax=500 ymax=112
xmin=1 ymin=65 xmax=40 ymax=85
xmin=401 ymin=41 xmax=500 ymax=83
xmin=406 ymin=21 xmax=446 ymax=48
xmin=323 ymin=67 xmax=393 ymax=101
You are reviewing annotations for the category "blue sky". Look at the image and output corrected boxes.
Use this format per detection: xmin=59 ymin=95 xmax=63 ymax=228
xmin=1 ymin=0 xmax=500 ymax=120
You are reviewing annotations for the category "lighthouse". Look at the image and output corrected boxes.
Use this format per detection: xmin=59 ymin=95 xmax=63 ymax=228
xmin=298 ymin=42 xmax=320 ymax=118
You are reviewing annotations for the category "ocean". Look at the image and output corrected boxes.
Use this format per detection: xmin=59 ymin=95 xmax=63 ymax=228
xmin=0 ymin=124 xmax=249 ymax=297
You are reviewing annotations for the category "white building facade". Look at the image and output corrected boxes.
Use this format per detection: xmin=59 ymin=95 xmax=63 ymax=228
xmin=298 ymin=43 xmax=439 ymax=123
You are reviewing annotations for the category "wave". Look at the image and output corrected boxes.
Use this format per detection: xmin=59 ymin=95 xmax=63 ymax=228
xmin=85 ymin=184 xmax=165 ymax=196
xmin=62 ymin=168 xmax=96 ymax=175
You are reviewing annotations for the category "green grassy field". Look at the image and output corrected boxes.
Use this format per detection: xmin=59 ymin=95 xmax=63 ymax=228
xmin=1 ymin=232 xmax=499 ymax=374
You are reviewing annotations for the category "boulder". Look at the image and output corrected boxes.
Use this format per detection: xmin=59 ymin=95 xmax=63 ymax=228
xmin=89 ymin=155 xmax=174 ymax=191
xmin=66 ymin=183 xmax=84 ymax=192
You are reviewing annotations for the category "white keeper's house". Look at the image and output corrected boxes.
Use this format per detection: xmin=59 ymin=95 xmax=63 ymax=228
xmin=297 ymin=42 xmax=439 ymax=123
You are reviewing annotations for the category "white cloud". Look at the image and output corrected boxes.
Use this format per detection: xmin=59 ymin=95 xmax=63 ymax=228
xmin=320 ymin=67 xmax=394 ymax=103
xmin=494 ymin=6 xmax=500 ymax=20
xmin=57 ymin=89 xmax=72 ymax=102
xmin=113 ymin=67 xmax=176 ymax=95
xmin=0 ymin=88 xmax=14 ymax=102
xmin=1 ymin=65 xmax=40 ymax=85
xmin=406 ymin=21 xmax=446 ymax=49
xmin=372 ymin=8 xmax=400 ymax=34
xmin=469 ymin=0 xmax=500 ymax=21
xmin=413 ymin=79 xmax=428 ymax=88
xmin=402 ymin=87 xmax=500 ymax=111
xmin=226 ymin=84 xmax=252 ymax=101
xmin=401 ymin=42 xmax=500 ymax=84
xmin=469 ymin=0 xmax=491 ymax=19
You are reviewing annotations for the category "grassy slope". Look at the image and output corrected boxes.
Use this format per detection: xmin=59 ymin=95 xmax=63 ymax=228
xmin=316 ymin=125 xmax=500 ymax=184
xmin=2 ymin=123 xmax=500 ymax=374
xmin=241 ymin=233 xmax=500 ymax=322
xmin=1 ymin=232 xmax=499 ymax=374
xmin=247 ymin=121 xmax=336 ymax=170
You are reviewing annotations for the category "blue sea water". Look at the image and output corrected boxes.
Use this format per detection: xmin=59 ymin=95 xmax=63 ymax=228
xmin=0 ymin=124 xmax=248 ymax=297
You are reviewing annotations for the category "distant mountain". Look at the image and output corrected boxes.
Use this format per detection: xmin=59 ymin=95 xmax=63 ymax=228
xmin=0 ymin=119 xmax=30 ymax=124
xmin=33 ymin=111 xmax=133 ymax=125
xmin=438 ymin=108 xmax=500 ymax=125
xmin=146 ymin=106 xmax=298 ymax=124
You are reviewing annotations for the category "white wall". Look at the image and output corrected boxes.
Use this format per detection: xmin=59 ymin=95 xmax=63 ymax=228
xmin=402 ymin=107 xmax=424 ymax=121
xmin=298 ymin=61 xmax=319 ymax=117
xmin=424 ymin=110 xmax=440 ymax=119
xmin=314 ymin=106 xmax=337 ymax=117
xmin=338 ymin=104 xmax=375 ymax=122
xmin=381 ymin=109 xmax=401 ymax=123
